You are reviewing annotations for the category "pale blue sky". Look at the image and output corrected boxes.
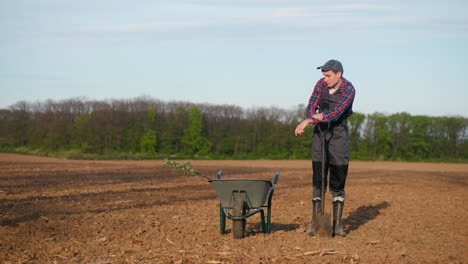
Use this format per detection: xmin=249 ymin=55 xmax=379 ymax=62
xmin=1 ymin=0 xmax=467 ymax=116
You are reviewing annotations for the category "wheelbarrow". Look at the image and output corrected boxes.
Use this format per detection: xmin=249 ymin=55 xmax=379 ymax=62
xmin=209 ymin=170 xmax=280 ymax=239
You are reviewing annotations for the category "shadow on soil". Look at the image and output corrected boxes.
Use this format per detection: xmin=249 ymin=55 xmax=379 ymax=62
xmin=247 ymin=222 xmax=300 ymax=236
xmin=270 ymin=223 xmax=300 ymax=232
xmin=343 ymin=201 xmax=390 ymax=233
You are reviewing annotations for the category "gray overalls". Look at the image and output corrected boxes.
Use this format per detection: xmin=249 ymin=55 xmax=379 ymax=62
xmin=311 ymin=86 xmax=351 ymax=202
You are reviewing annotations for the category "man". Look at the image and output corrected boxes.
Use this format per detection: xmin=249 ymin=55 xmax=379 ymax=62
xmin=295 ymin=59 xmax=355 ymax=237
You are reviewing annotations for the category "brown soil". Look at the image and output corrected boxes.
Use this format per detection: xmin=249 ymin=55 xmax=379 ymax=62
xmin=0 ymin=153 xmax=467 ymax=264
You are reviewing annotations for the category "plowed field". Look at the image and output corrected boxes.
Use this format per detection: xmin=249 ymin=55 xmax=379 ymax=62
xmin=0 ymin=153 xmax=467 ymax=263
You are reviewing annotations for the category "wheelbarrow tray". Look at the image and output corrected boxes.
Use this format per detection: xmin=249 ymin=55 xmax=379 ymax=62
xmin=209 ymin=171 xmax=279 ymax=238
xmin=209 ymin=179 xmax=272 ymax=209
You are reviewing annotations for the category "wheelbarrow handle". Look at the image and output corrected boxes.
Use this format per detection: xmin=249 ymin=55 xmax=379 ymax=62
xmin=273 ymin=172 xmax=280 ymax=185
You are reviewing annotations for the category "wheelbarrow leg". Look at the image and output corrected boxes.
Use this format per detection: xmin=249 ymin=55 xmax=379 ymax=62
xmin=266 ymin=171 xmax=279 ymax=234
xmin=267 ymin=203 xmax=272 ymax=233
xmin=220 ymin=204 xmax=226 ymax=234
xmin=260 ymin=209 xmax=266 ymax=233
xmin=217 ymin=170 xmax=227 ymax=234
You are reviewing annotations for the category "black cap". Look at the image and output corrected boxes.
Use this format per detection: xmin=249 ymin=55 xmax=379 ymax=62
xmin=317 ymin=59 xmax=343 ymax=73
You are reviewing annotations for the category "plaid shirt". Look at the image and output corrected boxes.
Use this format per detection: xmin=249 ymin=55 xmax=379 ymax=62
xmin=306 ymin=77 xmax=355 ymax=124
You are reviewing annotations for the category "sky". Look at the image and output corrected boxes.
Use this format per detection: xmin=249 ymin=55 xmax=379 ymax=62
xmin=1 ymin=0 xmax=467 ymax=117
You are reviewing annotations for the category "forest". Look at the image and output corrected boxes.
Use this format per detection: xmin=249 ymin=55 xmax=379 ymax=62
xmin=0 ymin=98 xmax=466 ymax=161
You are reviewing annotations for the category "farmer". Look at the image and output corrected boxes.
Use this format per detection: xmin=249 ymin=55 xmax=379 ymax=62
xmin=295 ymin=59 xmax=355 ymax=237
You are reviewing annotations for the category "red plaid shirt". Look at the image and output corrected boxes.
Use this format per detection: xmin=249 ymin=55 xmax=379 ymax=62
xmin=306 ymin=77 xmax=355 ymax=124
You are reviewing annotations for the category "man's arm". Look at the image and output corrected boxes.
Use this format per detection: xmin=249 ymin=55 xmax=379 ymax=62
xmin=295 ymin=80 xmax=323 ymax=136
xmin=295 ymin=118 xmax=314 ymax=136
xmin=306 ymin=80 xmax=323 ymax=122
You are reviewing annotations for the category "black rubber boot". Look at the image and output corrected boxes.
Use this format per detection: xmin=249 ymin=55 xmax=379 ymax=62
xmin=333 ymin=201 xmax=347 ymax=237
xmin=308 ymin=199 xmax=321 ymax=236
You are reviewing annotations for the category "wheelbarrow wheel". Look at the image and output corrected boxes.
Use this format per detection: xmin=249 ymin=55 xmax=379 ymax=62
xmin=232 ymin=198 xmax=247 ymax=239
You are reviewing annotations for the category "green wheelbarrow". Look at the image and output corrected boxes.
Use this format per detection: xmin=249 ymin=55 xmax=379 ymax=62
xmin=209 ymin=171 xmax=280 ymax=239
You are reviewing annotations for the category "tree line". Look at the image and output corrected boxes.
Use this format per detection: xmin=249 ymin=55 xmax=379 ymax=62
xmin=0 ymin=98 xmax=466 ymax=161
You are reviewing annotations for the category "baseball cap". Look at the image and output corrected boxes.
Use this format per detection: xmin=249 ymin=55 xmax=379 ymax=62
xmin=317 ymin=59 xmax=343 ymax=73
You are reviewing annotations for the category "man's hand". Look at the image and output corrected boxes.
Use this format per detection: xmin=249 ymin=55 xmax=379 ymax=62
xmin=295 ymin=119 xmax=314 ymax=136
xmin=312 ymin=113 xmax=324 ymax=121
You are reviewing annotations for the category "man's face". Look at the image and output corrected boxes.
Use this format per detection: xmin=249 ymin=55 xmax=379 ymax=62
xmin=322 ymin=70 xmax=342 ymax=87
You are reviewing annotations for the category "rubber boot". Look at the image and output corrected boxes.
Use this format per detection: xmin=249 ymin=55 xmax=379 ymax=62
xmin=333 ymin=201 xmax=347 ymax=237
xmin=308 ymin=199 xmax=321 ymax=236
